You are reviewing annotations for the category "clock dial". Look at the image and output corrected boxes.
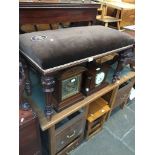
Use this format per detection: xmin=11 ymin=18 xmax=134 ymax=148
xmin=61 ymin=75 xmax=81 ymax=100
xmin=95 ymin=72 xmax=105 ymax=86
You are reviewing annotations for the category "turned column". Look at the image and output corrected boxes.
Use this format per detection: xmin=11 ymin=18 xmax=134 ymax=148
xmin=19 ymin=61 xmax=30 ymax=110
xmin=41 ymin=76 xmax=55 ymax=120
xmin=23 ymin=63 xmax=32 ymax=96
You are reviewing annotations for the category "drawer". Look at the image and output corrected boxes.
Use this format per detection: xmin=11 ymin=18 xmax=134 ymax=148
xmin=56 ymin=136 xmax=81 ymax=155
xmin=113 ymin=80 xmax=133 ymax=109
xmin=56 ymin=118 xmax=84 ymax=152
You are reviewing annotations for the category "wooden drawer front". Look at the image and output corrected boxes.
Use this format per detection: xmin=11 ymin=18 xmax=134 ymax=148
xmin=56 ymin=119 xmax=84 ymax=152
xmin=113 ymin=81 xmax=133 ymax=109
xmin=56 ymin=137 xmax=81 ymax=155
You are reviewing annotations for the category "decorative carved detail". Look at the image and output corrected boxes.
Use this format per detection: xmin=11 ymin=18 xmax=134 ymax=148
xmin=25 ymin=79 xmax=32 ymax=95
xmin=19 ymin=62 xmax=25 ymax=82
xmin=111 ymin=47 xmax=135 ymax=83
xmin=19 ymin=59 xmax=31 ymax=110
xmin=20 ymin=101 xmax=31 ymax=111
xmin=22 ymin=62 xmax=32 ymax=96
xmin=41 ymin=76 xmax=55 ymax=120
xmin=19 ymin=61 xmax=26 ymax=105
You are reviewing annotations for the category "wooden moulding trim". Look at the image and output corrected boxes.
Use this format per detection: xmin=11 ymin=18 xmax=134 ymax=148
xmin=29 ymin=71 xmax=135 ymax=131
xmin=20 ymin=44 xmax=134 ymax=75
xmin=19 ymin=2 xmax=100 ymax=9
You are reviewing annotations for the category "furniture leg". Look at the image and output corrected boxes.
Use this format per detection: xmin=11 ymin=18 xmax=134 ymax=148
xmin=41 ymin=76 xmax=55 ymax=121
xmin=112 ymin=48 xmax=134 ymax=83
xmin=117 ymin=21 xmax=121 ymax=30
xmin=105 ymin=22 xmax=108 ymax=27
xmin=24 ymin=63 xmax=32 ymax=96
xmin=25 ymin=75 xmax=32 ymax=96
xmin=101 ymin=5 xmax=107 ymax=19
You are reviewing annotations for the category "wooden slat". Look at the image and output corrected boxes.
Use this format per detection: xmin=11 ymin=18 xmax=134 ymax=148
xmin=106 ymin=1 xmax=135 ymax=10
xmin=29 ymin=71 xmax=135 ymax=131
xmin=96 ymin=53 xmax=118 ymax=64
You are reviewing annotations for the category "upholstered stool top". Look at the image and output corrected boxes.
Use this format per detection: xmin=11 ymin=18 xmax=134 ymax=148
xmin=19 ymin=26 xmax=134 ymax=74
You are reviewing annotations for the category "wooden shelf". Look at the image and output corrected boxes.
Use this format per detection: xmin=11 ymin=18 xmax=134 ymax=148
xmin=29 ymin=71 xmax=135 ymax=131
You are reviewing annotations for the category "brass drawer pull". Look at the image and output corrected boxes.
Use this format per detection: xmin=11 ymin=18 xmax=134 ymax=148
xmin=67 ymin=130 xmax=76 ymax=139
xmin=120 ymin=96 xmax=125 ymax=100
xmin=120 ymin=94 xmax=128 ymax=100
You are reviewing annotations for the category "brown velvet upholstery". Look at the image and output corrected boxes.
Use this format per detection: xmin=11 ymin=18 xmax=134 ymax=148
xmin=19 ymin=26 xmax=134 ymax=70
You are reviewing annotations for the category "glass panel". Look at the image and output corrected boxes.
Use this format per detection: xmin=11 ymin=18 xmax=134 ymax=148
xmin=95 ymin=71 xmax=105 ymax=86
xmin=61 ymin=75 xmax=81 ymax=100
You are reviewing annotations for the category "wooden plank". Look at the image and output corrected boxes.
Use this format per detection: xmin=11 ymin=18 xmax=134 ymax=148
xmin=106 ymin=1 xmax=135 ymax=10
xmin=30 ymin=71 xmax=135 ymax=131
xmin=96 ymin=53 xmax=118 ymax=64
xmin=48 ymin=126 xmax=56 ymax=155
xmin=106 ymin=86 xmax=119 ymax=121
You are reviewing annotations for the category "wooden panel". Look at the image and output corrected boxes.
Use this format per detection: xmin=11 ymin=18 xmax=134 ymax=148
xmin=19 ymin=112 xmax=42 ymax=155
xmin=56 ymin=137 xmax=81 ymax=155
xmin=56 ymin=118 xmax=84 ymax=152
xmin=113 ymin=79 xmax=134 ymax=109
xmin=19 ymin=3 xmax=99 ymax=26
xmin=120 ymin=9 xmax=135 ymax=27
xmin=122 ymin=0 xmax=135 ymax=4
xmin=121 ymin=0 xmax=135 ymax=27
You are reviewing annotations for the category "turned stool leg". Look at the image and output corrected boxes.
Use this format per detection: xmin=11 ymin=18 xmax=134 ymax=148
xmin=112 ymin=59 xmax=124 ymax=83
xmin=105 ymin=22 xmax=108 ymax=27
xmin=25 ymin=76 xmax=32 ymax=96
xmin=117 ymin=21 xmax=120 ymax=31
xmin=24 ymin=65 xmax=32 ymax=96
xmin=41 ymin=76 xmax=55 ymax=121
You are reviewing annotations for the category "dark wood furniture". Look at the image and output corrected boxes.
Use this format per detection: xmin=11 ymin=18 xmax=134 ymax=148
xmin=19 ymin=59 xmax=31 ymax=109
xmin=52 ymin=66 xmax=87 ymax=112
xmin=28 ymin=65 xmax=134 ymax=155
xmin=19 ymin=2 xmax=100 ymax=120
xmin=19 ymin=109 xmax=42 ymax=155
xmin=112 ymin=78 xmax=134 ymax=110
xmin=40 ymin=107 xmax=87 ymax=155
xmin=85 ymin=98 xmax=110 ymax=139
xmin=82 ymin=61 xmax=110 ymax=96
xmin=19 ymin=2 xmax=100 ymax=32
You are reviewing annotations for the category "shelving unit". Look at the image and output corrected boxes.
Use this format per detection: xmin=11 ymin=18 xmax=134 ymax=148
xmin=28 ymin=70 xmax=135 ymax=155
xmin=29 ymin=71 xmax=134 ymax=131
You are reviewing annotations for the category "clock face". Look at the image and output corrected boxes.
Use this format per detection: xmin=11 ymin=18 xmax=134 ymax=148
xmin=61 ymin=75 xmax=81 ymax=100
xmin=95 ymin=72 xmax=105 ymax=86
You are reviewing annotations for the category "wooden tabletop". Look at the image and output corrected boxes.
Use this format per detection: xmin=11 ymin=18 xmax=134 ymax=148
xmin=29 ymin=71 xmax=135 ymax=131
xmin=105 ymin=1 xmax=135 ymax=10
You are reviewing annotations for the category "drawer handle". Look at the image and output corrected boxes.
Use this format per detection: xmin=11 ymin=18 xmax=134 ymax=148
xmin=120 ymin=96 xmax=125 ymax=100
xmin=67 ymin=130 xmax=76 ymax=139
xmin=121 ymin=94 xmax=128 ymax=100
